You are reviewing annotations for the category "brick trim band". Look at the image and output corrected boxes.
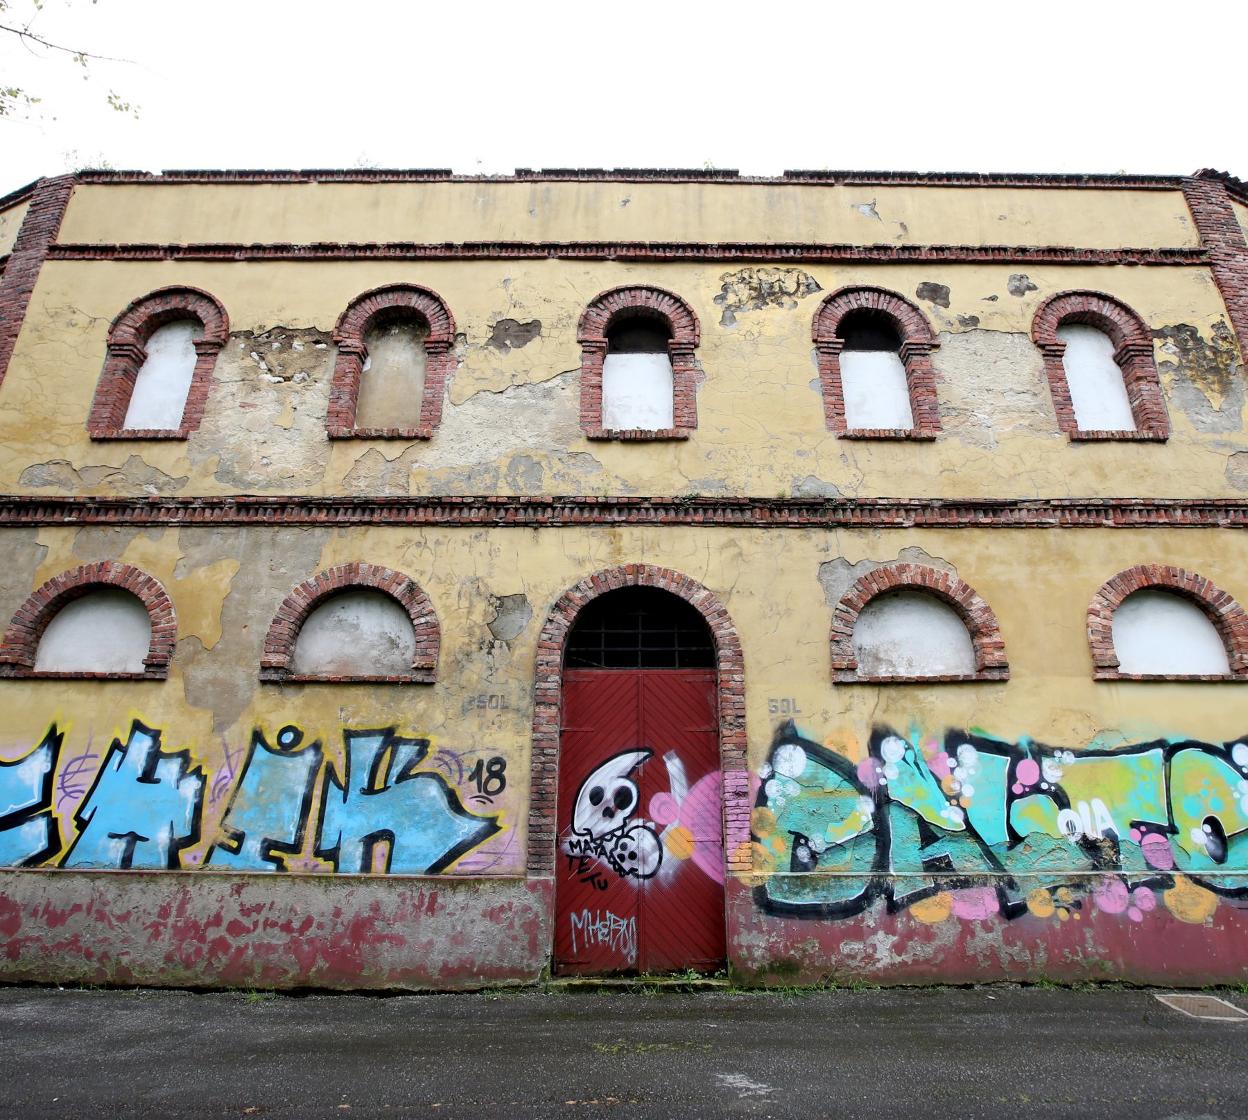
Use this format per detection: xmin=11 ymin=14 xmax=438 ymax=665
xmin=86 ymin=286 xmax=230 ymax=439
xmin=813 ymin=286 xmax=941 ymax=437
xmin=1087 ymin=564 xmax=1248 ymax=681
xmin=527 ymin=565 xmax=748 ymax=877
xmin=0 ymin=495 xmax=1243 ymax=529
xmin=326 ymin=284 xmax=456 ymax=439
xmin=0 ymin=561 xmax=176 ymax=679
xmin=0 ymin=176 xmax=74 ymax=392
xmin=260 ymin=562 xmax=440 ymax=683
xmin=577 ymin=285 xmax=701 ymax=439
xmin=830 ymin=562 xmax=1009 ymax=683
xmin=1031 ymin=290 xmax=1169 ymax=440
xmin=45 ymin=242 xmax=1208 ymax=266
xmin=73 ymin=168 xmax=1188 ymax=189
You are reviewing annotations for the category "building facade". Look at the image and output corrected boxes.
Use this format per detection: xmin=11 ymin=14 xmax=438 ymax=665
xmin=0 ymin=166 xmax=1246 ymax=988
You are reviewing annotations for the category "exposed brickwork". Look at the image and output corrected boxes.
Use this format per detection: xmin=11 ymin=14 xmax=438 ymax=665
xmin=1184 ymin=175 xmax=1248 ymax=365
xmin=577 ymin=285 xmax=701 ymax=440
xmin=527 ymin=565 xmax=748 ymax=877
xmin=1031 ymin=290 xmax=1170 ymax=440
xmin=46 ymin=242 xmax=1208 ymax=266
xmin=326 ymin=284 xmax=456 ymax=440
xmin=0 ymin=561 xmax=175 ymax=679
xmin=1087 ymin=564 xmax=1248 ymax=681
xmin=813 ymin=286 xmax=941 ymax=438
xmin=260 ymin=562 xmax=440 ymax=683
xmin=0 ymin=176 xmax=74 ymax=392
xmin=830 ymin=563 xmax=1009 ymax=683
xmin=0 ymin=494 xmax=1242 ymax=529
xmin=85 ymin=286 xmax=229 ymax=439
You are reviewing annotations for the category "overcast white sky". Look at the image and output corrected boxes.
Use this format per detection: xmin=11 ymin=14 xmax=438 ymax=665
xmin=2 ymin=0 xmax=1245 ymax=191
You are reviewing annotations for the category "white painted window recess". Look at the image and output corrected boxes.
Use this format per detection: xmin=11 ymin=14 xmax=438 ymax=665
xmin=358 ymin=318 xmax=428 ymax=429
xmin=1057 ymin=323 xmax=1136 ymax=431
xmin=292 ymin=590 xmax=418 ymax=677
xmin=34 ymin=590 xmax=151 ymax=673
xmin=602 ymin=318 xmax=675 ymax=430
xmin=122 ymin=319 xmax=203 ymax=430
xmin=1112 ymin=590 xmax=1231 ymax=675
xmin=853 ymin=591 xmax=977 ymax=677
xmin=838 ymin=311 xmax=913 ymax=430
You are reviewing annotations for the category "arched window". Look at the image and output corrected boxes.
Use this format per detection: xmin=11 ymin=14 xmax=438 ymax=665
xmin=830 ymin=563 xmax=1007 ymax=683
xmin=87 ymin=287 xmax=229 ymax=439
xmin=1032 ymin=291 xmax=1169 ymax=440
xmin=602 ymin=317 xmax=675 ymax=432
xmin=292 ymin=590 xmax=418 ymax=677
xmin=261 ymin=564 xmax=440 ymax=682
xmin=578 ymin=286 xmax=700 ymax=440
xmin=327 ymin=284 xmax=455 ymax=439
xmin=0 ymin=562 xmax=177 ymax=679
xmin=813 ymin=287 xmax=941 ymax=439
xmin=1088 ymin=566 xmax=1247 ymax=680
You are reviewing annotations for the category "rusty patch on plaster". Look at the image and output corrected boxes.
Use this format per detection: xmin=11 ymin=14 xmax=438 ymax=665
xmin=916 ymin=283 xmax=950 ymax=309
xmin=488 ymin=319 xmax=542 ymax=351
xmin=713 ymin=267 xmax=822 ymax=327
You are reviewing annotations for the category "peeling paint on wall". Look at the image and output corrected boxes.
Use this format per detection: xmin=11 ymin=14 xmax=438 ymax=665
xmin=1155 ymin=321 xmax=1244 ymax=433
xmin=712 ymin=268 xmax=821 ymax=328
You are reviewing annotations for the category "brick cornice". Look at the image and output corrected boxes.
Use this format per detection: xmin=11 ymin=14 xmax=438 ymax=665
xmin=0 ymin=495 xmax=1242 ymax=529
xmin=67 ymin=167 xmax=1191 ymax=189
xmin=0 ymin=176 xmax=74 ymax=391
xmin=44 ymin=242 xmax=1208 ymax=266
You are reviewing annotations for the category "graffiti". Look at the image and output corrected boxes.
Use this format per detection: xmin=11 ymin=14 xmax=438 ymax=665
xmin=753 ymin=721 xmax=1248 ymax=926
xmin=569 ymin=908 xmax=637 ymax=958
xmin=62 ymin=721 xmax=204 ymax=870
xmin=315 ymin=728 xmax=500 ymax=874
xmin=0 ymin=728 xmax=62 ymax=866
xmin=205 ymin=726 xmax=322 ymax=871
xmin=651 ymin=750 xmax=724 ymax=886
xmin=566 ymin=750 xmax=663 ymax=880
xmin=55 ymin=742 xmax=98 ymax=810
xmin=0 ymin=719 xmax=510 ymax=875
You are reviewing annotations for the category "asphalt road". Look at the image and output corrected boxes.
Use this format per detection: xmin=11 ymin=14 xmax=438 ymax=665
xmin=1 ymin=985 xmax=1245 ymax=1119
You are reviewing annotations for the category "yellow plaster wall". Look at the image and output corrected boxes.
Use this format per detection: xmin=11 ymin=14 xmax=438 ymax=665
xmin=2 ymin=256 xmax=1243 ymax=499
xmin=0 ymin=197 xmax=30 ymax=258
xmin=0 ymin=522 xmax=1244 ymax=871
xmin=55 ymin=181 xmax=1200 ymax=250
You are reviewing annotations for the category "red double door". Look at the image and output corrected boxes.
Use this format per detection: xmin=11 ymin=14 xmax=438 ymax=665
xmin=554 ymin=669 xmax=726 ymax=975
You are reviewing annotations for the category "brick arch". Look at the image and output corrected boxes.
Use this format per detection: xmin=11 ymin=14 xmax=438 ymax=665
xmin=527 ymin=565 xmax=748 ymax=877
xmin=1087 ymin=564 xmax=1248 ymax=680
xmin=327 ymin=283 xmax=457 ymax=440
xmin=812 ymin=286 xmax=941 ymax=438
xmin=0 ymin=561 xmax=176 ymax=679
xmin=1030 ymin=290 xmax=1169 ymax=440
xmin=577 ymin=285 xmax=701 ymax=440
xmin=259 ymin=562 xmax=440 ymax=682
xmin=830 ymin=562 xmax=1008 ymax=682
xmin=88 ymin=286 xmax=230 ymax=439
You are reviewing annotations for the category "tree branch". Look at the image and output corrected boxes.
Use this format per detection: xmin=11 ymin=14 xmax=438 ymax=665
xmin=0 ymin=19 xmax=129 ymax=64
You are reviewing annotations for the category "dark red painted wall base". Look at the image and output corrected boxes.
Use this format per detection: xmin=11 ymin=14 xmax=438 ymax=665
xmin=725 ymin=880 xmax=1248 ymax=987
xmin=2 ymin=873 xmax=1246 ymax=990
xmin=0 ymin=872 xmax=552 ymax=990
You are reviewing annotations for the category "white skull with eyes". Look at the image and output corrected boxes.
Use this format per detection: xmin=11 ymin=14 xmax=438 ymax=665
xmin=572 ymin=749 xmax=651 ymax=839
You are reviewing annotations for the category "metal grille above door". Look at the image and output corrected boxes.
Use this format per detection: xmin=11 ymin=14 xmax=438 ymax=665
xmin=564 ymin=587 xmax=716 ymax=670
